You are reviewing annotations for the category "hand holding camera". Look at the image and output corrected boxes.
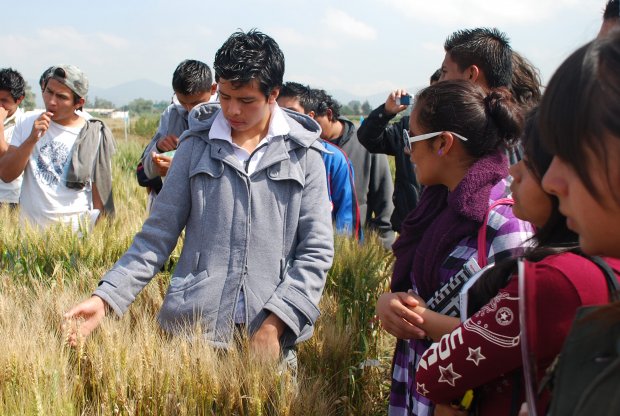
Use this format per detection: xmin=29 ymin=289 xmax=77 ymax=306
xmin=385 ymin=89 xmax=411 ymax=115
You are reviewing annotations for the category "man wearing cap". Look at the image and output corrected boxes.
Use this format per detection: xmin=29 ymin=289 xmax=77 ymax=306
xmin=0 ymin=64 xmax=115 ymax=231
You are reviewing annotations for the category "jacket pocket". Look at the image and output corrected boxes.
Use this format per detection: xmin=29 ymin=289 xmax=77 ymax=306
xmin=166 ymin=270 xmax=210 ymax=294
xmin=159 ymin=270 xmax=217 ymax=331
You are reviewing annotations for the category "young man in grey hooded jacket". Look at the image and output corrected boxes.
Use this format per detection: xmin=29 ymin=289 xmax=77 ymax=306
xmin=137 ymin=59 xmax=217 ymax=211
xmin=65 ymin=30 xmax=334 ymax=364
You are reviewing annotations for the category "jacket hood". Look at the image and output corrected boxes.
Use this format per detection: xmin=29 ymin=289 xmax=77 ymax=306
xmin=334 ymin=116 xmax=356 ymax=147
xmin=187 ymin=104 xmax=323 ymax=150
xmin=187 ymin=102 xmax=221 ymax=132
xmin=280 ymin=107 xmax=322 ymax=148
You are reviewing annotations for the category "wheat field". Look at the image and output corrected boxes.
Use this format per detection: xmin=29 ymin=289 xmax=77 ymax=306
xmin=0 ymin=119 xmax=396 ymax=415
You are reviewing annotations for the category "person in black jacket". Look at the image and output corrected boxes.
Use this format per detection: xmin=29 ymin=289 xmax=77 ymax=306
xmin=312 ymin=89 xmax=395 ymax=249
xmin=357 ymin=88 xmax=420 ymax=233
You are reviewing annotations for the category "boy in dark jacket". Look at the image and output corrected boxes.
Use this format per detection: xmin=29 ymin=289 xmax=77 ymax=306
xmin=311 ymin=89 xmax=395 ymax=249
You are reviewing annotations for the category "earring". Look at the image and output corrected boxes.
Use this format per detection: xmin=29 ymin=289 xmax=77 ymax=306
xmin=438 ymin=149 xmax=443 ymax=156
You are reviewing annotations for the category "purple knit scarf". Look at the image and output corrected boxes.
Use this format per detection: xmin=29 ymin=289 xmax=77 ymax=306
xmin=391 ymin=150 xmax=509 ymax=300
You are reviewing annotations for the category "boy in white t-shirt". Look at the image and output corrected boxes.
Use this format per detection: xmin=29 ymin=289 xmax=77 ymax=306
xmin=0 ymin=68 xmax=27 ymax=206
xmin=0 ymin=64 xmax=106 ymax=230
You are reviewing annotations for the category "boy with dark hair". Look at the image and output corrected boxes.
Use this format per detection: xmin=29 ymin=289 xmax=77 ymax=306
xmin=430 ymin=68 xmax=441 ymax=85
xmin=599 ymin=0 xmax=619 ymax=37
xmin=308 ymin=88 xmax=395 ymax=248
xmin=66 ymin=30 xmax=334 ymax=365
xmin=278 ymin=81 xmax=361 ymax=239
xmin=137 ymin=59 xmax=217 ymax=208
xmin=0 ymin=68 xmax=26 ymax=206
xmin=441 ymin=27 xmax=513 ymax=90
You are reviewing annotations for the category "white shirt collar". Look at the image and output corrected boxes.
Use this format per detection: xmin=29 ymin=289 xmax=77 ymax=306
xmin=209 ymin=102 xmax=290 ymax=144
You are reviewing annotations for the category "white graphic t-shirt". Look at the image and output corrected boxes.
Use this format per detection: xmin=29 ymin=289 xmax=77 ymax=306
xmin=0 ymin=107 xmax=25 ymax=203
xmin=11 ymin=111 xmax=92 ymax=229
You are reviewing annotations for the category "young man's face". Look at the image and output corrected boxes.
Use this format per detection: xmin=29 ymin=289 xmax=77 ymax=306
xmin=439 ymin=53 xmax=470 ymax=82
xmin=218 ymin=78 xmax=278 ymax=134
xmin=176 ymin=86 xmax=216 ymax=112
xmin=43 ymin=78 xmax=83 ymax=124
xmin=277 ymin=96 xmax=306 ymax=114
xmin=313 ymin=114 xmax=332 ymax=140
xmin=0 ymin=90 xmax=23 ymax=118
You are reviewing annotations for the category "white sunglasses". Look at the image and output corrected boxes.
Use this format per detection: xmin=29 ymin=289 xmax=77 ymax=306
xmin=402 ymin=130 xmax=469 ymax=152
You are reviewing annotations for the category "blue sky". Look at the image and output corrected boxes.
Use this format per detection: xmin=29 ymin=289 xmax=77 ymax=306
xmin=3 ymin=0 xmax=607 ymax=100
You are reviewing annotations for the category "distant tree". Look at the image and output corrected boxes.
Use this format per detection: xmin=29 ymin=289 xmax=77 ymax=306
xmin=348 ymin=100 xmax=361 ymax=115
xmin=127 ymin=98 xmax=155 ymax=115
xmin=340 ymin=104 xmax=354 ymax=116
xmin=153 ymin=100 xmax=169 ymax=113
xmin=22 ymin=82 xmax=36 ymax=111
xmin=361 ymin=100 xmax=372 ymax=115
xmin=133 ymin=115 xmax=160 ymax=138
xmin=93 ymin=96 xmax=115 ymax=109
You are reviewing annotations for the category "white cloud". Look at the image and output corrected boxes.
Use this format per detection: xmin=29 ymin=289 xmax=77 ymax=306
xmin=96 ymin=33 xmax=130 ymax=49
xmin=1 ymin=26 xmax=131 ymax=62
xmin=380 ymin=0 xmax=594 ymax=26
xmin=345 ymin=79 xmax=403 ymax=97
xmin=321 ymin=7 xmax=377 ymax=40
xmin=269 ymin=27 xmax=319 ymax=48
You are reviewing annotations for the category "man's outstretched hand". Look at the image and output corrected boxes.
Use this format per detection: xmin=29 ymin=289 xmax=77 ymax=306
xmin=63 ymin=296 xmax=107 ymax=347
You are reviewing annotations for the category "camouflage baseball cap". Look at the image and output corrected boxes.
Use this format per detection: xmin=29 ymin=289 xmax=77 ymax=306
xmin=50 ymin=64 xmax=89 ymax=98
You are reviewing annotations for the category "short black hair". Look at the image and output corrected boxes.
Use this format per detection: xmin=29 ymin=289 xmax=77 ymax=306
xmin=603 ymin=0 xmax=619 ymax=19
xmin=172 ymin=59 xmax=213 ymax=95
xmin=279 ymin=82 xmax=315 ymax=113
xmin=213 ymin=29 xmax=284 ymax=98
xmin=0 ymin=68 xmax=26 ymax=101
xmin=39 ymin=66 xmax=54 ymax=91
xmin=444 ymin=28 xmax=513 ymax=88
xmin=310 ymin=88 xmax=341 ymax=120
xmin=510 ymin=51 xmax=542 ymax=111
xmin=415 ymin=80 xmax=522 ymax=158
xmin=430 ymin=68 xmax=442 ymax=84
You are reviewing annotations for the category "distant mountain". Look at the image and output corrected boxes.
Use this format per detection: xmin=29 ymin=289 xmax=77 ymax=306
xmin=89 ymin=79 xmax=171 ymax=108
xmin=33 ymin=78 xmax=172 ymax=108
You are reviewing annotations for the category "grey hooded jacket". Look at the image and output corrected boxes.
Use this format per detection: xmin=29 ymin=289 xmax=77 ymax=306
xmin=141 ymin=101 xmax=220 ymax=180
xmin=94 ymin=105 xmax=334 ymax=349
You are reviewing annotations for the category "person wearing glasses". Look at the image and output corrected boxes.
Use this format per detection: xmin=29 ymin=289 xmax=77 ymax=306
xmin=0 ymin=64 xmax=115 ymax=231
xmin=64 ymin=30 xmax=334 ymax=368
xmin=376 ymin=80 xmax=533 ymax=416
xmin=358 ymin=28 xmax=514 ymax=235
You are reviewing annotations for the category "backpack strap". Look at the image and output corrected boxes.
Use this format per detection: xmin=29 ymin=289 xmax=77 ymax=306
xmin=477 ymin=198 xmax=514 ymax=267
xmin=586 ymin=255 xmax=620 ymax=302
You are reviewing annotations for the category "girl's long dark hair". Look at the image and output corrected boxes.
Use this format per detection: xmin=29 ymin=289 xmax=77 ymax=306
xmin=467 ymin=108 xmax=579 ymax=316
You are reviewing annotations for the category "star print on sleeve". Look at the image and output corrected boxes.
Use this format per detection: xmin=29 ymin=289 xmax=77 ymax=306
xmin=466 ymin=346 xmax=486 ymax=366
xmin=495 ymin=307 xmax=514 ymax=326
xmin=438 ymin=363 xmax=462 ymax=386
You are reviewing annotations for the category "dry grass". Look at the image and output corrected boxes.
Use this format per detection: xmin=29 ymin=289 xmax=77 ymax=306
xmin=0 ymin=133 xmax=396 ymax=415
